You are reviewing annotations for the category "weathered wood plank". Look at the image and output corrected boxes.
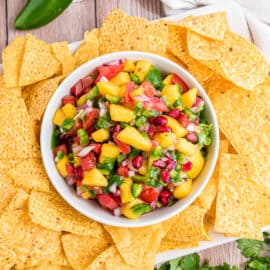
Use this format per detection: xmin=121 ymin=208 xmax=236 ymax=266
xmin=0 ymin=0 xmax=7 ymax=61
xmin=6 ymin=0 xmax=96 ymax=45
xmin=96 ymin=0 xmax=164 ymax=27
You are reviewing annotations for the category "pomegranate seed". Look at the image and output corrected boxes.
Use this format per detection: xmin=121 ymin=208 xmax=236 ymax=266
xmin=160 ymin=196 xmax=169 ymax=206
xmin=193 ymin=118 xmax=199 ymax=125
xmin=75 ymin=166 xmax=83 ymax=179
xmin=159 ymin=189 xmax=171 ymax=206
xmin=182 ymin=161 xmax=193 ymax=172
xmin=147 ymin=126 xmax=155 ymax=138
xmin=155 ymin=126 xmax=172 ymax=133
xmin=153 ymin=116 xmax=167 ymax=126
xmin=186 ymin=132 xmax=197 ymax=143
xmin=168 ymin=109 xmax=181 ymax=119
xmin=178 ymin=112 xmax=190 ymax=128
xmin=152 ymin=159 xmax=166 ymax=169
xmin=161 ymin=171 xmax=171 ymax=183
xmin=166 ymin=160 xmax=177 ymax=171
xmin=148 ymin=117 xmax=155 ymax=124
xmin=132 ymin=155 xmax=144 ymax=169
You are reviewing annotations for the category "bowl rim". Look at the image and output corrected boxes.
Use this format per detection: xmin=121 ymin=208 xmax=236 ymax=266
xmin=41 ymin=51 xmax=219 ymax=227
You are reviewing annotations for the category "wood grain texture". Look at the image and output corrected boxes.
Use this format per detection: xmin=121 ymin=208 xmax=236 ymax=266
xmin=0 ymin=0 xmax=7 ymax=58
xmin=96 ymin=0 xmax=164 ymax=27
xmin=6 ymin=0 xmax=96 ymax=44
xmin=0 ymin=0 xmax=246 ymax=266
xmin=200 ymin=241 xmax=246 ymax=269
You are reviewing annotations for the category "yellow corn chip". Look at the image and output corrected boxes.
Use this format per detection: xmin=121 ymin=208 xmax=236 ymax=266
xmin=62 ymin=232 xmax=112 ymax=270
xmin=99 ymin=9 xmax=168 ymax=55
xmin=85 ymin=246 xmax=143 ymax=270
xmin=26 ymin=266 xmax=72 ymax=270
xmin=103 ymin=223 xmax=163 ymax=268
xmin=0 ymin=75 xmax=21 ymax=100
xmin=0 ymin=174 xmax=17 ymax=216
xmin=29 ymin=190 xmax=104 ymax=237
xmin=215 ymin=154 xmax=270 ymax=240
xmin=197 ymin=140 xmax=229 ymax=210
xmin=2 ymin=36 xmax=26 ymax=87
xmin=74 ymin=29 xmax=99 ymax=68
xmin=52 ymin=42 xmax=75 ymax=74
xmin=24 ymin=75 xmax=64 ymax=121
xmin=32 ymin=119 xmax=41 ymax=144
xmin=0 ymin=189 xmax=67 ymax=269
xmin=0 ymin=98 xmax=40 ymax=159
xmin=8 ymin=159 xmax=50 ymax=192
xmin=19 ymin=34 xmax=60 ymax=86
xmin=164 ymin=204 xmax=210 ymax=242
xmin=176 ymin=12 xmax=228 ymax=40
xmin=0 ymin=244 xmax=16 ymax=270
xmin=158 ymin=239 xmax=198 ymax=253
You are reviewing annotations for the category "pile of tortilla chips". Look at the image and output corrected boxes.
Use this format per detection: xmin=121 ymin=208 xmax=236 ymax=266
xmin=0 ymin=8 xmax=270 ymax=270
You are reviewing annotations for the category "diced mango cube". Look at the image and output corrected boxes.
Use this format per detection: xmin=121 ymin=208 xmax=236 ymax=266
xmin=53 ymin=109 xmax=67 ymax=126
xmin=109 ymin=104 xmax=134 ymax=122
xmin=117 ymin=126 xmax=152 ymax=152
xmin=74 ymin=155 xmax=81 ymax=167
xmin=118 ymin=85 xmax=127 ymax=97
xmin=120 ymin=178 xmax=135 ymax=203
xmin=134 ymin=60 xmax=152 ymax=82
xmin=82 ymin=168 xmax=108 ymax=187
xmin=110 ymin=72 xmax=130 ymax=86
xmin=97 ymin=82 xmax=121 ymax=97
xmin=176 ymin=138 xmax=197 ymax=156
xmin=99 ymin=143 xmax=120 ymax=163
xmin=130 ymin=86 xmax=144 ymax=97
xmin=173 ymin=179 xmax=192 ymax=199
xmin=182 ymin=88 xmax=197 ymax=108
xmin=121 ymin=199 xmax=143 ymax=219
xmin=81 ymin=192 xmax=92 ymax=199
xmin=56 ymin=155 xmax=69 ymax=177
xmin=62 ymin=103 xmax=76 ymax=118
xmin=164 ymin=116 xmax=187 ymax=138
xmin=162 ymin=74 xmax=173 ymax=85
xmin=138 ymin=160 xmax=147 ymax=175
xmin=187 ymin=149 xmax=205 ymax=179
xmin=91 ymin=128 xmax=110 ymax=142
xmin=124 ymin=59 xmax=136 ymax=72
xmin=161 ymin=84 xmax=182 ymax=108
xmin=77 ymin=94 xmax=88 ymax=107
xmin=154 ymin=132 xmax=176 ymax=148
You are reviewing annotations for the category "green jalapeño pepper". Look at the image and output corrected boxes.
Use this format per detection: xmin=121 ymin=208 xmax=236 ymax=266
xmin=14 ymin=0 xmax=73 ymax=30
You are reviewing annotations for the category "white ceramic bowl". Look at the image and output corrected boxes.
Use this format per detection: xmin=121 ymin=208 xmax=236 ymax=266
xmin=41 ymin=51 xmax=219 ymax=227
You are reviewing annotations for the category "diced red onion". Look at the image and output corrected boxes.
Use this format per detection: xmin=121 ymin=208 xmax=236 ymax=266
xmin=167 ymin=160 xmax=177 ymax=171
xmin=128 ymin=170 xmax=135 ymax=177
xmin=72 ymin=144 xmax=83 ymax=154
xmin=66 ymin=176 xmax=76 ymax=186
xmin=100 ymin=76 xmax=109 ymax=82
xmin=150 ymin=199 xmax=158 ymax=209
xmin=104 ymin=59 xmax=124 ymax=66
xmin=121 ymin=159 xmax=128 ymax=166
xmin=126 ymin=159 xmax=137 ymax=171
xmin=114 ymin=189 xmax=121 ymax=196
xmin=109 ymin=182 xmax=118 ymax=194
xmin=186 ymin=123 xmax=195 ymax=132
xmin=77 ymin=188 xmax=83 ymax=196
xmin=133 ymin=94 xmax=150 ymax=102
xmin=113 ymin=207 xmax=122 ymax=217
xmin=77 ymin=146 xmax=95 ymax=157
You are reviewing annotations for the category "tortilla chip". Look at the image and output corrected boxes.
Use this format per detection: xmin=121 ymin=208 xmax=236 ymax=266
xmin=0 ymin=189 xmax=67 ymax=269
xmin=0 ymin=244 xmax=16 ymax=270
xmin=74 ymin=29 xmax=99 ymax=68
xmin=0 ymin=98 xmax=40 ymax=159
xmin=163 ymin=204 xmax=210 ymax=242
xmin=206 ymin=198 xmax=217 ymax=224
xmin=196 ymin=140 xmax=229 ymax=210
xmin=215 ymin=154 xmax=270 ymax=240
xmin=29 ymin=190 xmax=103 ymax=237
xmin=26 ymin=266 xmax=72 ymax=270
xmin=32 ymin=119 xmax=41 ymax=144
xmin=85 ymin=246 xmax=142 ymax=270
xmin=19 ymin=34 xmax=60 ymax=86
xmin=103 ymin=223 xmax=163 ymax=268
xmin=0 ymin=174 xmax=17 ymax=216
xmin=2 ymin=36 xmax=26 ymax=87
xmin=208 ymin=85 xmax=270 ymax=191
xmin=8 ymin=159 xmax=50 ymax=192
xmin=52 ymin=42 xmax=75 ymax=74
xmin=61 ymin=232 xmax=112 ymax=270
xmin=99 ymin=9 xmax=168 ymax=55
xmin=176 ymin=12 xmax=228 ymax=40
xmin=158 ymin=239 xmax=198 ymax=253
xmin=0 ymin=75 xmax=21 ymax=100
xmin=23 ymin=76 xmax=64 ymax=121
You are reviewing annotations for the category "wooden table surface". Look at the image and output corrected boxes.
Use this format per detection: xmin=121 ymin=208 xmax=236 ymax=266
xmin=0 ymin=0 xmax=247 ymax=268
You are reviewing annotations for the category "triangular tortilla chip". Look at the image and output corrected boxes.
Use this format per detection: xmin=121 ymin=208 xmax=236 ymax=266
xmin=19 ymin=34 xmax=60 ymax=86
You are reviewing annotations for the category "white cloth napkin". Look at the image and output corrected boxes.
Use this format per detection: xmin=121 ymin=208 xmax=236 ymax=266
xmin=161 ymin=0 xmax=270 ymax=63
